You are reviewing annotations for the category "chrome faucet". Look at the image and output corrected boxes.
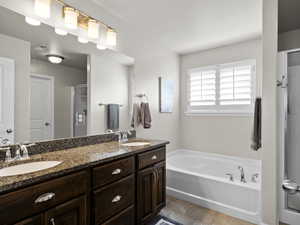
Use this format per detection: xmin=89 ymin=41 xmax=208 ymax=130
xmin=251 ymin=173 xmax=259 ymax=183
xmin=238 ymin=166 xmax=247 ymax=183
xmin=0 ymin=143 xmax=35 ymax=163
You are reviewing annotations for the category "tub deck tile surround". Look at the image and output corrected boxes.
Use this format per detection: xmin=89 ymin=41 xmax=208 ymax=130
xmin=0 ymin=137 xmax=169 ymax=194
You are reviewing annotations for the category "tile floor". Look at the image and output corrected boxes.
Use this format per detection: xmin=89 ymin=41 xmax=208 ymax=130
xmin=161 ymin=196 xmax=287 ymax=225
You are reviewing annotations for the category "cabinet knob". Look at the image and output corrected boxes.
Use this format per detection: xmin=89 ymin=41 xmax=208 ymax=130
xmin=152 ymin=155 xmax=157 ymax=160
xmin=112 ymin=195 xmax=122 ymax=203
xmin=112 ymin=168 xmax=122 ymax=175
xmin=50 ymin=218 xmax=55 ymax=225
xmin=35 ymin=192 xmax=55 ymax=204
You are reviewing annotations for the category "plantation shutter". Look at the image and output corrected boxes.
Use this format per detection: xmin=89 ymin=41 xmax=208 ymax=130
xmin=189 ymin=69 xmax=216 ymax=107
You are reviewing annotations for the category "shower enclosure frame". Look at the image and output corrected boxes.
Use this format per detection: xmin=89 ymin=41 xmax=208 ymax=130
xmin=278 ymin=49 xmax=300 ymax=225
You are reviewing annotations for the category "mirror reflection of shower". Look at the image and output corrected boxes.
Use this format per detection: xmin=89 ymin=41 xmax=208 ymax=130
xmin=67 ymin=84 xmax=88 ymax=138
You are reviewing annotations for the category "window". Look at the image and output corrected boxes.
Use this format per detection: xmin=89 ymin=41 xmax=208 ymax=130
xmin=186 ymin=60 xmax=256 ymax=114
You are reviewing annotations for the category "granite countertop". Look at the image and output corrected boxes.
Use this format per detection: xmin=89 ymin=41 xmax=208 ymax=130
xmin=0 ymin=138 xmax=169 ymax=195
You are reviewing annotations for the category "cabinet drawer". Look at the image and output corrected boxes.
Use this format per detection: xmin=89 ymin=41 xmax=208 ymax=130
xmin=93 ymin=157 xmax=134 ymax=189
xmin=138 ymin=148 xmax=165 ymax=169
xmin=93 ymin=175 xmax=135 ymax=225
xmin=0 ymin=171 xmax=88 ymax=225
xmin=101 ymin=206 xmax=134 ymax=225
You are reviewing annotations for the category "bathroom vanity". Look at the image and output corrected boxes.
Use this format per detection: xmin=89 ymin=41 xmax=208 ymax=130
xmin=0 ymin=139 xmax=168 ymax=225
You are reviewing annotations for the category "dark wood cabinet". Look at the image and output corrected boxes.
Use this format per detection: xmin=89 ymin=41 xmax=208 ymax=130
xmin=2 ymin=145 xmax=167 ymax=225
xmin=44 ymin=196 xmax=86 ymax=225
xmin=137 ymin=161 xmax=166 ymax=225
xmin=14 ymin=215 xmax=43 ymax=225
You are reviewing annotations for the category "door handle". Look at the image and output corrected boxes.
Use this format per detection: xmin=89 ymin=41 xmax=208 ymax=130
xmin=6 ymin=129 xmax=12 ymax=134
xmin=45 ymin=122 xmax=50 ymax=126
xmin=50 ymin=218 xmax=55 ymax=225
xmin=282 ymin=180 xmax=299 ymax=195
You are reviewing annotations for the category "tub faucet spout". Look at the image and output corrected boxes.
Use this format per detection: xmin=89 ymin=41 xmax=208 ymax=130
xmin=238 ymin=166 xmax=246 ymax=183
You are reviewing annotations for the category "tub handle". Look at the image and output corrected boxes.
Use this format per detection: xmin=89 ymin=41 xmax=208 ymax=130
xmin=226 ymin=173 xmax=234 ymax=182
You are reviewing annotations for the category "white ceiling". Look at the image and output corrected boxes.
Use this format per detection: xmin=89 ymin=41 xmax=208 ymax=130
xmin=92 ymin=0 xmax=262 ymax=54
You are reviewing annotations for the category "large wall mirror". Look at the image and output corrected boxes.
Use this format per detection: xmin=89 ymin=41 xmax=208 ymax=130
xmin=0 ymin=5 xmax=134 ymax=145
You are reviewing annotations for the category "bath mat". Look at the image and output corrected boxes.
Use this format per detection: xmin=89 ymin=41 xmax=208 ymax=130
xmin=151 ymin=215 xmax=183 ymax=225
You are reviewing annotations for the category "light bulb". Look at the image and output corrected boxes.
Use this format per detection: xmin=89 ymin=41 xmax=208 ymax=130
xmin=35 ymin=0 xmax=51 ymax=19
xmin=25 ymin=17 xmax=41 ymax=26
xmin=64 ymin=7 xmax=78 ymax=30
xmin=88 ymin=19 xmax=99 ymax=39
xmin=55 ymin=28 xmax=68 ymax=36
xmin=78 ymin=37 xmax=88 ymax=44
xmin=106 ymin=28 xmax=117 ymax=47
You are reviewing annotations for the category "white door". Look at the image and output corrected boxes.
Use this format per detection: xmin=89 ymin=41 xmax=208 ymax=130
xmin=0 ymin=57 xmax=14 ymax=145
xmin=30 ymin=74 xmax=54 ymax=142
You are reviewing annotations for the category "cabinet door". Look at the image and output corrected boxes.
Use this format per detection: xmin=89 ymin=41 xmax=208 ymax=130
xmin=153 ymin=161 xmax=166 ymax=211
xmin=44 ymin=196 xmax=86 ymax=225
xmin=14 ymin=215 xmax=43 ymax=225
xmin=137 ymin=166 xmax=157 ymax=225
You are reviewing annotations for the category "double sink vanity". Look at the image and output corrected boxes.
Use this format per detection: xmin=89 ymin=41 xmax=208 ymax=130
xmin=0 ymin=136 xmax=169 ymax=225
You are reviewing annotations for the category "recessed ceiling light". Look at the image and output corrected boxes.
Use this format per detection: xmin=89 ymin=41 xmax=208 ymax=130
xmin=55 ymin=28 xmax=68 ymax=36
xmin=78 ymin=37 xmax=89 ymax=44
xmin=25 ymin=17 xmax=41 ymax=26
xmin=47 ymin=55 xmax=64 ymax=64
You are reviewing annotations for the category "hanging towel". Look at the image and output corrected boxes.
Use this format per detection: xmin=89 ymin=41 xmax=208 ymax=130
xmin=131 ymin=103 xmax=141 ymax=128
xmin=141 ymin=102 xmax=152 ymax=129
xmin=251 ymin=98 xmax=262 ymax=151
xmin=107 ymin=104 xmax=120 ymax=131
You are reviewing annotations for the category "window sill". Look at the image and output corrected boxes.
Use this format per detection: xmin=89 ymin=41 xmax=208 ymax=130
xmin=184 ymin=111 xmax=254 ymax=117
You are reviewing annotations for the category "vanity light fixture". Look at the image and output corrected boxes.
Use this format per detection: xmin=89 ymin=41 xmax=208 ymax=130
xmin=25 ymin=17 xmax=41 ymax=26
xmin=78 ymin=37 xmax=89 ymax=44
xmin=106 ymin=28 xmax=117 ymax=47
xmin=88 ymin=19 xmax=99 ymax=39
xmin=55 ymin=28 xmax=68 ymax=36
xmin=35 ymin=0 xmax=51 ymax=19
xmin=63 ymin=7 xmax=78 ymax=29
xmin=47 ymin=55 xmax=64 ymax=64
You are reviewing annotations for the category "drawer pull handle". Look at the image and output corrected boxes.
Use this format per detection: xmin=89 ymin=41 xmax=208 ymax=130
xmin=112 ymin=195 xmax=122 ymax=203
xmin=152 ymin=155 xmax=157 ymax=160
xmin=34 ymin=192 xmax=55 ymax=204
xmin=112 ymin=168 xmax=122 ymax=175
xmin=50 ymin=218 xmax=55 ymax=225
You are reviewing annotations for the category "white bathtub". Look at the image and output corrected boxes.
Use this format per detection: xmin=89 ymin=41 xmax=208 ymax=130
xmin=166 ymin=150 xmax=261 ymax=224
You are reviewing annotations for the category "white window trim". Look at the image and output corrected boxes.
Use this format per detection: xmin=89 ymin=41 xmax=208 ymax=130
xmin=185 ymin=59 xmax=256 ymax=116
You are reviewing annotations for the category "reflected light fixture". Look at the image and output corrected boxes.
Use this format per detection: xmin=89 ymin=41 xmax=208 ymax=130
xmin=55 ymin=28 xmax=68 ymax=36
xmin=64 ymin=7 xmax=78 ymax=29
xmin=25 ymin=17 xmax=41 ymax=26
xmin=35 ymin=0 xmax=51 ymax=19
xmin=97 ymin=43 xmax=107 ymax=50
xmin=47 ymin=55 xmax=64 ymax=64
xmin=78 ymin=37 xmax=89 ymax=44
xmin=88 ymin=19 xmax=99 ymax=39
xmin=106 ymin=28 xmax=117 ymax=47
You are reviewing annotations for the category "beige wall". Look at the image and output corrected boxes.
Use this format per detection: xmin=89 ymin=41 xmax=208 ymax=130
xmin=87 ymin=54 xmax=129 ymax=135
xmin=262 ymin=0 xmax=278 ymax=224
xmin=180 ymin=39 xmax=262 ymax=159
xmin=0 ymin=33 xmax=30 ymax=143
xmin=30 ymin=59 xmax=87 ymax=139
xmin=132 ymin=52 xmax=180 ymax=151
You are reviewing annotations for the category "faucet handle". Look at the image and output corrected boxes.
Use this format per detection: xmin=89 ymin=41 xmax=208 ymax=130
xmin=251 ymin=173 xmax=259 ymax=183
xmin=0 ymin=146 xmax=12 ymax=163
xmin=226 ymin=173 xmax=234 ymax=182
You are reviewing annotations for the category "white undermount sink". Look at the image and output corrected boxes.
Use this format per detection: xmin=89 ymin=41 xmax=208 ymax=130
xmin=0 ymin=161 xmax=62 ymax=177
xmin=121 ymin=142 xmax=150 ymax=147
